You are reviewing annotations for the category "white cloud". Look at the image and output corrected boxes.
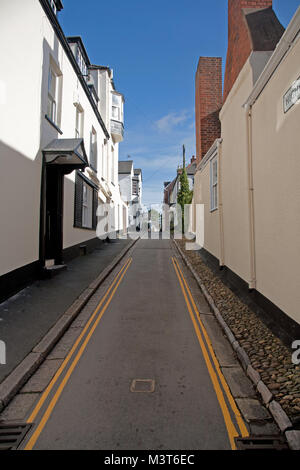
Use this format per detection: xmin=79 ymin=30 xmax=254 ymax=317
xmin=154 ymin=110 xmax=190 ymax=133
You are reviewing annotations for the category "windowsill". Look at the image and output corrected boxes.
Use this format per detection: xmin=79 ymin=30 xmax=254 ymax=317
xmin=73 ymin=224 xmax=95 ymax=231
xmin=210 ymin=208 xmax=218 ymax=213
xmin=45 ymin=114 xmax=63 ymax=135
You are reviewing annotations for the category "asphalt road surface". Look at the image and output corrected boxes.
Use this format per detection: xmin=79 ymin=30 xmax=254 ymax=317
xmin=21 ymin=239 xmax=249 ymax=450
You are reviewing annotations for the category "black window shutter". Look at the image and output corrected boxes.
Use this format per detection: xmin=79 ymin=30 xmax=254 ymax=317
xmin=92 ymin=189 xmax=98 ymax=230
xmin=74 ymin=171 xmax=83 ymax=228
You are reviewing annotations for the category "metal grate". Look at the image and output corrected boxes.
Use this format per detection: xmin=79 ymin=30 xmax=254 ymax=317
xmin=0 ymin=422 xmax=32 ymax=450
xmin=235 ymin=436 xmax=289 ymax=451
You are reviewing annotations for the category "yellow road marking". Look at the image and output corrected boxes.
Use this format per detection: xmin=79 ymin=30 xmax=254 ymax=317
xmin=173 ymin=257 xmax=249 ymax=438
xmin=27 ymin=257 xmax=131 ymax=424
xmin=172 ymin=257 xmax=240 ymax=450
xmin=25 ymin=258 xmax=132 ymax=450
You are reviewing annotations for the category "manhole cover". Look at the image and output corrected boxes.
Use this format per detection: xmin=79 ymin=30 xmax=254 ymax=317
xmin=0 ymin=422 xmax=32 ymax=450
xmin=235 ymin=436 xmax=288 ymax=451
xmin=130 ymin=379 xmax=155 ymax=393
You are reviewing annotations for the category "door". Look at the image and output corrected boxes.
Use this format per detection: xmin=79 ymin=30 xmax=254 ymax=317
xmin=45 ymin=167 xmax=64 ymax=264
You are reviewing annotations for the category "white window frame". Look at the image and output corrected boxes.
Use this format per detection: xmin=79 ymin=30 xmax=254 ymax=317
xmin=111 ymin=146 xmax=114 ymax=183
xmin=90 ymin=128 xmax=97 ymax=171
xmin=47 ymin=68 xmax=57 ymax=124
xmin=75 ymin=106 xmax=84 ymax=138
xmin=82 ymin=182 xmax=93 ymax=228
xmin=210 ymin=155 xmax=218 ymax=212
xmin=76 ymin=46 xmax=87 ymax=77
xmin=111 ymin=93 xmax=122 ymax=122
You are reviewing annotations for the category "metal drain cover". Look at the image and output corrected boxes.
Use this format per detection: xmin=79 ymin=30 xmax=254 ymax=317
xmin=0 ymin=422 xmax=32 ymax=450
xmin=235 ymin=436 xmax=288 ymax=451
xmin=130 ymin=379 xmax=155 ymax=393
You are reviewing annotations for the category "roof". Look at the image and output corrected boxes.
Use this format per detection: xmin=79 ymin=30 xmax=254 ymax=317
xmin=186 ymin=162 xmax=197 ymax=175
xmin=244 ymin=7 xmax=285 ymax=52
xmin=244 ymin=6 xmax=300 ymax=107
xmin=89 ymin=64 xmax=113 ymax=78
xmin=67 ymin=36 xmax=91 ymax=66
xmin=118 ymin=161 xmax=133 ymax=174
xmin=43 ymin=138 xmax=88 ymax=168
xmin=164 ymin=177 xmax=177 ymax=204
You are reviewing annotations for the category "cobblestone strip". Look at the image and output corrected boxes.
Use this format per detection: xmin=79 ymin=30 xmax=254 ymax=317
xmin=0 ymin=237 xmax=139 ymax=414
xmin=173 ymin=239 xmax=300 ymax=450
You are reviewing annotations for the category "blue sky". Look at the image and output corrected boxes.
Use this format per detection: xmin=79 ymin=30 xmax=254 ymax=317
xmin=60 ymin=0 xmax=300 ymax=206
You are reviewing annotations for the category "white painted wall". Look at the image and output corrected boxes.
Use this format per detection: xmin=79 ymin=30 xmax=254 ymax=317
xmin=0 ymin=0 xmax=127 ymax=276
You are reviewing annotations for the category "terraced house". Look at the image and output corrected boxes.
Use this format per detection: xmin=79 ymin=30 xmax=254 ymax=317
xmin=0 ymin=0 xmax=128 ymax=303
xmin=193 ymin=0 xmax=300 ymax=342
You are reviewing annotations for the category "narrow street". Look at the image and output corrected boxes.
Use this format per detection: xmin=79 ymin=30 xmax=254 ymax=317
xmin=17 ymin=239 xmax=250 ymax=450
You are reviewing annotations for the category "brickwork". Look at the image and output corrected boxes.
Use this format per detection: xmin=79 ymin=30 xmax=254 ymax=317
xmin=223 ymin=0 xmax=273 ymax=102
xmin=195 ymin=57 xmax=222 ymax=163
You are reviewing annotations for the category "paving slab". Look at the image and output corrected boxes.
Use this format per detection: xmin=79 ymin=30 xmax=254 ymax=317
xmin=47 ymin=328 xmax=83 ymax=360
xmin=0 ymin=353 xmax=43 ymax=407
xmin=235 ymin=398 xmax=272 ymax=423
xmin=0 ymin=393 xmax=39 ymax=421
xmin=200 ymin=315 xmax=239 ymax=367
xmin=21 ymin=359 xmax=63 ymax=393
xmin=285 ymin=430 xmax=300 ymax=450
xmin=249 ymin=422 xmax=280 ymax=436
xmin=221 ymin=367 xmax=256 ymax=398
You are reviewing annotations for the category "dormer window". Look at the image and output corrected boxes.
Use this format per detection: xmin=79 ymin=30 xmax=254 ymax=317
xmin=49 ymin=0 xmax=57 ymax=14
xmin=76 ymin=48 xmax=87 ymax=78
xmin=48 ymin=0 xmax=63 ymax=15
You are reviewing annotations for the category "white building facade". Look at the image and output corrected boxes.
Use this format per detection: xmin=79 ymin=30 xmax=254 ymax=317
xmin=118 ymin=162 xmax=143 ymax=229
xmin=0 ymin=0 xmax=127 ymax=302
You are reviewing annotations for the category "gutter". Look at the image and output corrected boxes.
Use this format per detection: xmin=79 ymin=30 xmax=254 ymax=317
xmin=244 ymin=6 xmax=300 ymax=107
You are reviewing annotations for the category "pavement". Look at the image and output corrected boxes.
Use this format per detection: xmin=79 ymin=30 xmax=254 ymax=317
xmin=0 ymin=238 xmax=283 ymax=450
xmin=0 ymin=238 xmax=130 ymax=384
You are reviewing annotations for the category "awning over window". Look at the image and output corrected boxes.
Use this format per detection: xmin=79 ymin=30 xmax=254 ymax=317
xmin=43 ymin=138 xmax=88 ymax=170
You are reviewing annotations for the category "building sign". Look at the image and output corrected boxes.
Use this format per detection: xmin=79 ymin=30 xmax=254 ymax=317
xmin=284 ymin=77 xmax=300 ymax=113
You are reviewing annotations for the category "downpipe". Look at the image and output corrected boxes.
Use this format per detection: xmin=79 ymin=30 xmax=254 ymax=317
xmin=245 ymin=104 xmax=256 ymax=291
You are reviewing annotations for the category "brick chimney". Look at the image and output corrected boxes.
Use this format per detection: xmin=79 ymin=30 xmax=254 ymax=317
xmin=195 ymin=57 xmax=222 ymax=163
xmin=223 ymin=0 xmax=284 ymax=102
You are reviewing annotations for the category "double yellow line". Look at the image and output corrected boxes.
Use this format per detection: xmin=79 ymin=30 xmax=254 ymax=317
xmin=24 ymin=257 xmax=132 ymax=451
xmin=172 ymin=256 xmax=248 ymax=450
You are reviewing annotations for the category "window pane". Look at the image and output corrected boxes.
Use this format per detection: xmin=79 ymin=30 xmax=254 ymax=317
xmin=112 ymin=94 xmax=120 ymax=106
xmin=82 ymin=183 xmax=93 ymax=228
xmin=112 ymin=106 xmax=119 ymax=120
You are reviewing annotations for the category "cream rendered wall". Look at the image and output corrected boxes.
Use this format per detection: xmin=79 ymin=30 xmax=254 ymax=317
xmin=251 ymin=38 xmax=300 ymax=324
xmin=219 ymin=60 xmax=254 ymax=284
xmin=193 ymin=165 xmax=220 ymax=259
xmin=0 ymin=0 xmax=45 ymax=275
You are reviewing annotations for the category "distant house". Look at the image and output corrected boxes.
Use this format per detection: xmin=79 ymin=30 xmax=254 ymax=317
xmin=164 ymin=157 xmax=197 ymax=207
xmin=118 ymin=161 xmax=143 ymax=228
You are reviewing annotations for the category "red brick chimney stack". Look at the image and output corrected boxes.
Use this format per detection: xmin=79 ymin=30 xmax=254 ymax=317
xmin=223 ymin=0 xmax=273 ymax=102
xmin=195 ymin=57 xmax=222 ymax=163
